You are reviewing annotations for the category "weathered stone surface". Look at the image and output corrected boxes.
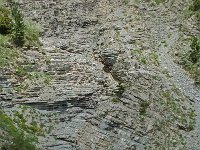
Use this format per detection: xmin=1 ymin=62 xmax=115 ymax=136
xmin=0 ymin=0 xmax=199 ymax=149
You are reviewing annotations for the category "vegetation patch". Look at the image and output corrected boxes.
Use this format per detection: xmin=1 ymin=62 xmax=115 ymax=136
xmin=0 ymin=6 xmax=12 ymax=35
xmin=131 ymin=49 xmax=160 ymax=66
xmin=0 ymin=37 xmax=18 ymax=67
xmin=114 ymin=82 xmax=125 ymax=97
xmin=145 ymin=89 xmax=195 ymax=149
xmin=139 ymin=100 xmax=150 ymax=115
xmin=151 ymin=0 xmax=165 ymax=5
xmin=189 ymin=0 xmax=200 ymax=21
xmin=0 ymin=2 xmax=45 ymax=94
xmin=179 ymin=36 xmax=200 ymax=84
xmin=9 ymin=1 xmax=25 ymax=47
xmin=111 ymin=97 xmax=121 ymax=103
xmin=0 ymin=2 xmax=41 ymax=47
xmin=122 ymin=0 xmax=129 ymax=5
xmin=0 ymin=109 xmax=38 ymax=150
xmin=24 ymin=21 xmax=41 ymax=47
xmin=190 ymin=0 xmax=200 ymax=11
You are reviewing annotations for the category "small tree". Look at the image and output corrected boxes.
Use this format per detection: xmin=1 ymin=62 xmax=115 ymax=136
xmin=9 ymin=0 xmax=25 ymax=47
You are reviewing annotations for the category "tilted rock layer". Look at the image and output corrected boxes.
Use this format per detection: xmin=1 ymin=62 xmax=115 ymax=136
xmin=1 ymin=0 xmax=199 ymax=149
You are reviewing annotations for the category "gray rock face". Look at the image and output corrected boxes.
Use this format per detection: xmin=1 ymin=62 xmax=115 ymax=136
xmin=0 ymin=0 xmax=198 ymax=150
xmin=100 ymin=49 xmax=118 ymax=72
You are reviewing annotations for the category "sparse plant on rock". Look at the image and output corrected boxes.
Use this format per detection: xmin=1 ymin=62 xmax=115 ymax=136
xmin=139 ymin=100 xmax=150 ymax=115
xmin=123 ymin=0 xmax=129 ymax=5
xmin=114 ymin=82 xmax=125 ymax=97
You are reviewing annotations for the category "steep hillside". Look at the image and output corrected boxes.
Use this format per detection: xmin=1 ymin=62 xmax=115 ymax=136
xmin=0 ymin=0 xmax=199 ymax=150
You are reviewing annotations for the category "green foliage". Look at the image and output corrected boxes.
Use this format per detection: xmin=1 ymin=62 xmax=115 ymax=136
xmin=149 ymin=52 xmax=160 ymax=66
xmin=196 ymin=11 xmax=200 ymax=21
xmin=9 ymin=1 xmax=25 ymax=47
xmin=114 ymin=82 xmax=125 ymax=97
xmin=162 ymin=91 xmax=196 ymax=131
xmin=12 ymin=109 xmax=44 ymax=135
xmin=15 ymin=66 xmax=28 ymax=77
xmin=111 ymin=97 xmax=121 ymax=103
xmin=189 ymin=0 xmax=200 ymax=21
xmin=122 ymin=0 xmax=129 ymax=5
xmin=24 ymin=21 xmax=41 ymax=47
xmin=152 ymin=0 xmax=165 ymax=5
xmin=189 ymin=36 xmax=200 ymax=63
xmin=190 ymin=0 xmax=200 ymax=11
xmin=131 ymin=49 xmax=160 ymax=66
xmin=0 ymin=3 xmax=41 ymax=66
xmin=0 ymin=35 xmax=18 ymax=67
xmin=0 ymin=0 xmax=41 ymax=47
xmin=180 ymin=36 xmax=200 ymax=84
xmin=0 ymin=34 xmax=10 ymax=46
xmin=3 ymin=132 xmax=37 ymax=150
xmin=139 ymin=100 xmax=150 ymax=115
xmin=28 ymin=72 xmax=52 ymax=85
xmin=0 ymin=3 xmax=41 ymax=47
xmin=0 ymin=6 xmax=12 ymax=34
xmin=0 ymin=110 xmax=38 ymax=150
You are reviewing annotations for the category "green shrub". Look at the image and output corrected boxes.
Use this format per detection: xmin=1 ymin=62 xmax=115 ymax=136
xmin=5 ymin=132 xmax=37 ymax=150
xmin=114 ymin=82 xmax=125 ymax=97
xmin=196 ymin=11 xmax=200 ymax=22
xmin=0 ymin=2 xmax=41 ymax=48
xmin=111 ymin=97 xmax=121 ymax=103
xmin=190 ymin=0 xmax=200 ymax=11
xmin=10 ymin=3 xmax=25 ymax=47
xmin=0 ymin=110 xmax=38 ymax=150
xmin=153 ymin=0 xmax=165 ymax=5
xmin=189 ymin=36 xmax=200 ymax=63
xmin=0 ymin=35 xmax=18 ymax=67
xmin=24 ymin=21 xmax=41 ymax=47
xmin=189 ymin=0 xmax=200 ymax=21
xmin=180 ymin=36 xmax=200 ymax=83
xmin=139 ymin=100 xmax=150 ymax=115
xmin=123 ymin=0 xmax=129 ymax=5
xmin=9 ymin=1 xmax=25 ymax=47
xmin=0 ymin=34 xmax=10 ymax=46
xmin=0 ymin=6 xmax=12 ymax=34
xmin=15 ymin=66 xmax=28 ymax=77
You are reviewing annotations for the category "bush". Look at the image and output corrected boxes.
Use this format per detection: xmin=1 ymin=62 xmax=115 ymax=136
xmin=0 ymin=110 xmax=38 ymax=150
xmin=6 ymin=132 xmax=37 ymax=150
xmin=9 ymin=1 xmax=25 ymax=47
xmin=0 ymin=46 xmax=18 ymax=67
xmin=0 ymin=34 xmax=10 ymax=46
xmin=0 ymin=2 xmax=41 ymax=48
xmin=180 ymin=36 xmax=200 ymax=83
xmin=189 ymin=36 xmax=200 ymax=63
xmin=196 ymin=11 xmax=200 ymax=22
xmin=114 ymin=83 xmax=125 ymax=97
xmin=0 ymin=6 xmax=12 ymax=35
xmin=190 ymin=0 xmax=200 ymax=11
xmin=24 ymin=21 xmax=41 ymax=47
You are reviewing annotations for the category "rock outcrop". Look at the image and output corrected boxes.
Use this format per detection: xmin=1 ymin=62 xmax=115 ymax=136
xmin=0 ymin=0 xmax=198 ymax=149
